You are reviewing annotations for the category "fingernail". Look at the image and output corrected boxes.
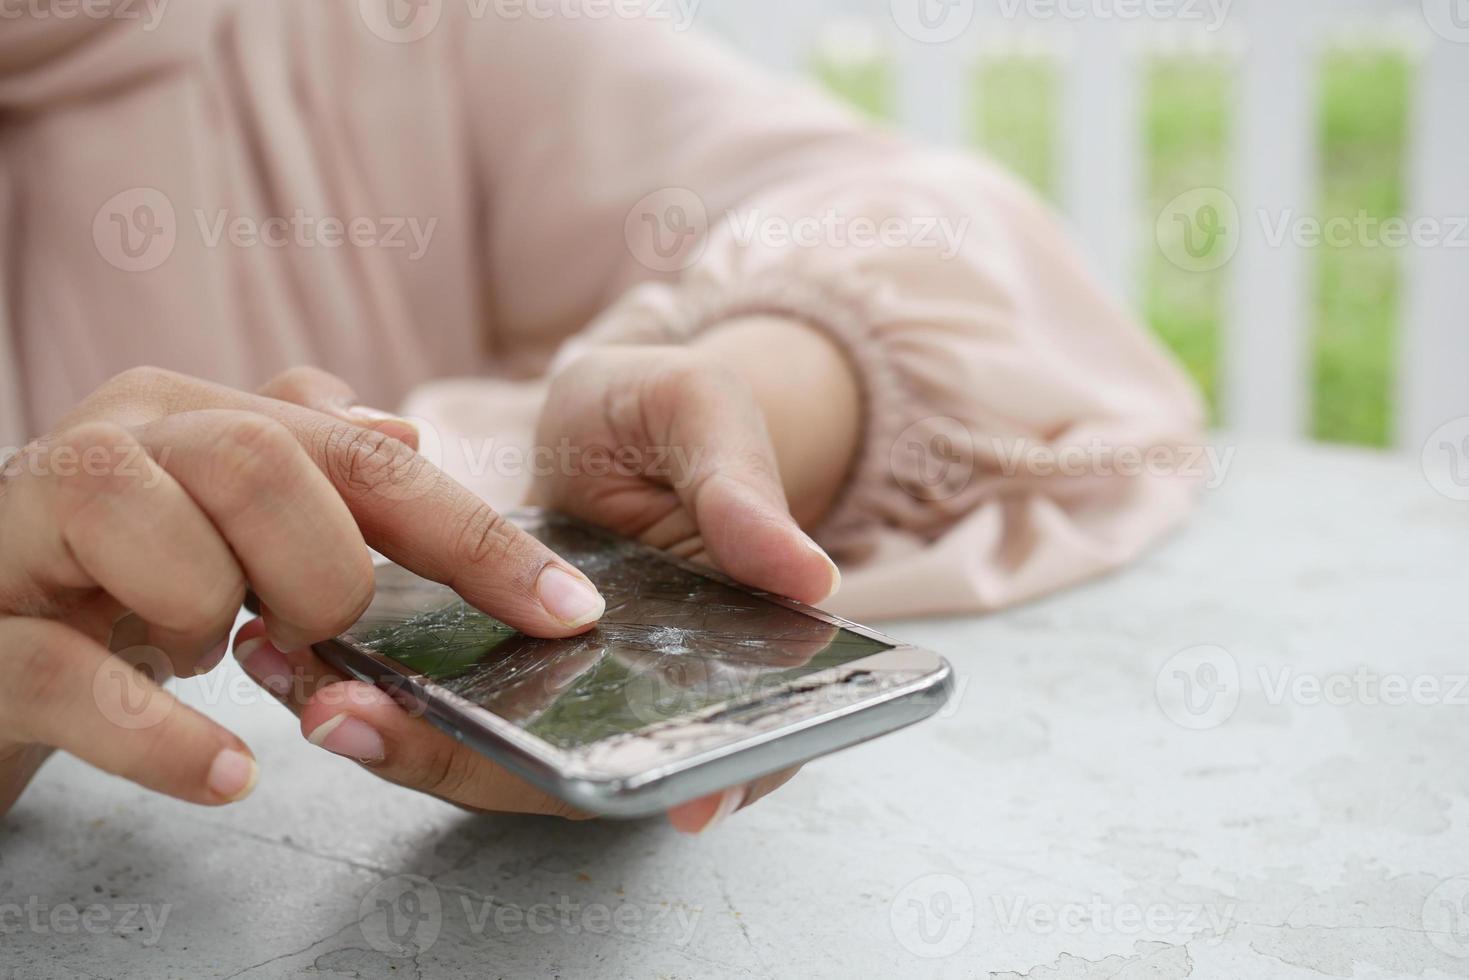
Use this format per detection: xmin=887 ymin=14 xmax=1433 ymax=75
xmin=696 ymin=786 xmax=747 ymax=834
xmin=306 ymin=713 xmax=386 ymax=763
xmin=207 ymin=749 xmax=260 ymax=803
xmin=234 ymin=636 xmax=294 ymax=697
xmin=195 ymin=639 xmax=229 ymax=676
xmin=804 ymin=536 xmax=842 ymax=604
xmin=537 ymin=566 xmax=606 ymax=628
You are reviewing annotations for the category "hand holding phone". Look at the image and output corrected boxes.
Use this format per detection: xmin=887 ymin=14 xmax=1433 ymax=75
xmin=239 ymin=512 xmax=952 ymax=822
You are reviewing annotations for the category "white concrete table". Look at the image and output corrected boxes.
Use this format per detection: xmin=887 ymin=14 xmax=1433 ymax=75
xmin=4 ymin=443 xmax=1468 ymax=979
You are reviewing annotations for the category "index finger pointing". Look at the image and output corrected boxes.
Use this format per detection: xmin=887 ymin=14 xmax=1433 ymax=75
xmin=316 ymin=425 xmax=605 ymax=636
xmin=117 ymin=373 xmax=606 ymax=638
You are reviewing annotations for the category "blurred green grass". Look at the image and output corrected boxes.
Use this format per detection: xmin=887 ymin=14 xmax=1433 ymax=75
xmin=814 ymin=45 xmax=1412 ymax=447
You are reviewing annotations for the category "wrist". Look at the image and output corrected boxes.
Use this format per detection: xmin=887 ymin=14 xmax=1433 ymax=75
xmin=690 ymin=315 xmax=860 ymax=529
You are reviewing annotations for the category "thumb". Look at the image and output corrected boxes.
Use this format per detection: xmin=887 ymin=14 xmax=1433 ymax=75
xmin=662 ymin=369 xmax=841 ymax=607
xmin=257 ymin=366 xmax=418 ymax=450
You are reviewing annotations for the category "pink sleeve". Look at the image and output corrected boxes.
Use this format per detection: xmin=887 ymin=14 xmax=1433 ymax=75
xmin=457 ymin=12 xmax=1205 ymax=619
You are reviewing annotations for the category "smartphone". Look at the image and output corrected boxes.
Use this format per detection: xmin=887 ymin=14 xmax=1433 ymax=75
xmin=315 ymin=509 xmax=954 ymax=817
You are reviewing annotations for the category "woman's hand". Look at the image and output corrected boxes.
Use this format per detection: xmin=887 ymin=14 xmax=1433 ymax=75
xmin=531 ymin=343 xmax=843 ymax=604
xmin=523 ymin=319 xmax=863 ymax=830
xmin=229 ymin=319 xmax=859 ymax=833
xmin=0 ymin=366 xmax=607 ymax=817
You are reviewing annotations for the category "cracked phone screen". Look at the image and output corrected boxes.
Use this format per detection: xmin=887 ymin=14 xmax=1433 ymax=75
xmin=343 ymin=514 xmax=891 ymax=750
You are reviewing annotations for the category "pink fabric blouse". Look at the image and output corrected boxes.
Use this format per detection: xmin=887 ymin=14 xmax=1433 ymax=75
xmin=0 ymin=3 xmax=1205 ymax=620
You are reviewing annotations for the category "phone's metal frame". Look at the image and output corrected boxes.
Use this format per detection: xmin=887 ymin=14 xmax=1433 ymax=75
xmin=315 ymin=508 xmax=954 ymax=818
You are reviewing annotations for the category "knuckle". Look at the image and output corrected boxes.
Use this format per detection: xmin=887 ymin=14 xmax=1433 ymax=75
xmin=453 ymin=503 xmax=518 ymax=568
xmin=93 ymin=366 xmax=186 ymax=414
xmin=49 ymin=422 xmax=146 ymax=500
xmin=327 ymin=425 xmax=426 ymax=496
xmin=208 ymin=415 xmax=300 ymax=499
xmin=263 ymin=365 xmax=348 ymax=402
xmin=106 ymin=365 xmax=178 ymax=395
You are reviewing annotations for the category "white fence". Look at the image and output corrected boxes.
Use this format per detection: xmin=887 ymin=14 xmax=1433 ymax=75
xmin=693 ymin=0 xmax=1468 ymax=450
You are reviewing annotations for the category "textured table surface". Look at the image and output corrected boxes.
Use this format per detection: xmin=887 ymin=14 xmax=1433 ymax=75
xmin=3 ymin=442 xmax=1468 ymax=980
